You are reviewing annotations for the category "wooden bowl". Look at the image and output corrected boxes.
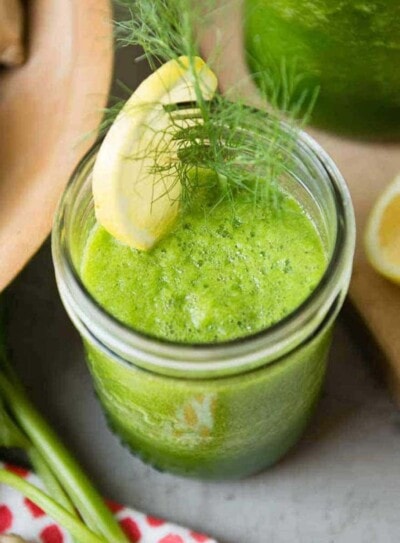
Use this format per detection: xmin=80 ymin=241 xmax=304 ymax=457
xmin=0 ymin=0 xmax=113 ymax=292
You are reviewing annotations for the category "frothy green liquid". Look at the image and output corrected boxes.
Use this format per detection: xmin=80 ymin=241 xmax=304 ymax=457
xmin=82 ymin=190 xmax=326 ymax=343
xmin=80 ymin=183 xmax=330 ymax=478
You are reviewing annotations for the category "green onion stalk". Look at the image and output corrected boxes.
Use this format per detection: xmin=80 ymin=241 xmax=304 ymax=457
xmin=0 ymin=302 xmax=129 ymax=543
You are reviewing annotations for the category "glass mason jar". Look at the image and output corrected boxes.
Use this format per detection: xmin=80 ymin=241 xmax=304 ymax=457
xmin=244 ymin=0 xmax=400 ymax=139
xmin=52 ymin=119 xmax=355 ymax=479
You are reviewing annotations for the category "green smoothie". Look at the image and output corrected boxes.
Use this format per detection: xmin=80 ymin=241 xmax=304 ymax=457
xmin=245 ymin=0 xmax=400 ymax=138
xmin=52 ymin=7 xmax=355 ymax=478
xmin=81 ymin=188 xmax=326 ymax=343
xmin=79 ymin=180 xmax=330 ymax=478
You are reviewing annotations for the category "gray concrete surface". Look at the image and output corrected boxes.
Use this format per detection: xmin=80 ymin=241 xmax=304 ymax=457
xmin=5 ymin=240 xmax=400 ymax=543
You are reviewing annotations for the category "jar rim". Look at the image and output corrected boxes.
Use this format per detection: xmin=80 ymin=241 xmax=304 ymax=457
xmin=52 ymin=118 xmax=355 ymax=377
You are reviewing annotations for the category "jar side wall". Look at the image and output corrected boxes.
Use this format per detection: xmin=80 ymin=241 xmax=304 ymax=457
xmin=66 ymin=162 xmax=97 ymax=273
xmin=84 ymin=324 xmax=332 ymax=478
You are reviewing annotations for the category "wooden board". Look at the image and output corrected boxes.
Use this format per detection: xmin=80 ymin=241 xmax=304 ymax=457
xmin=0 ymin=0 xmax=113 ymax=292
xmin=202 ymin=2 xmax=400 ymax=401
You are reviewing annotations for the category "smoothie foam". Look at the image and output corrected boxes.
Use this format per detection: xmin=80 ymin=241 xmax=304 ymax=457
xmin=81 ymin=184 xmax=327 ymax=344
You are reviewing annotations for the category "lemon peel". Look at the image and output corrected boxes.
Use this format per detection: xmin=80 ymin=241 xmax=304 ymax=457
xmin=92 ymin=56 xmax=217 ymax=250
xmin=365 ymin=174 xmax=400 ymax=285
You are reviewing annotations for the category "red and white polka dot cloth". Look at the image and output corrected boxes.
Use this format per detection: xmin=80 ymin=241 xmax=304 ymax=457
xmin=0 ymin=464 xmax=217 ymax=543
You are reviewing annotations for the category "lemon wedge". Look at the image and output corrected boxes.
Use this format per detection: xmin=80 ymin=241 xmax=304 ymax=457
xmin=365 ymin=174 xmax=400 ymax=285
xmin=92 ymin=56 xmax=218 ymax=250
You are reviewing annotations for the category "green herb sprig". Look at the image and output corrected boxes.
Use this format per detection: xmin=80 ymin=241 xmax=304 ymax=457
xmin=111 ymin=0 xmax=319 ymax=214
xmin=0 ymin=303 xmax=129 ymax=543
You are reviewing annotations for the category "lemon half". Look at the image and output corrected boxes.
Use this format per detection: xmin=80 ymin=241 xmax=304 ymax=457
xmin=92 ymin=56 xmax=218 ymax=250
xmin=365 ymin=174 xmax=400 ymax=285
